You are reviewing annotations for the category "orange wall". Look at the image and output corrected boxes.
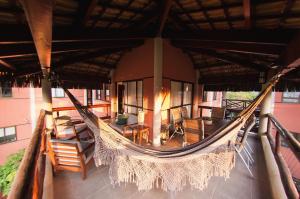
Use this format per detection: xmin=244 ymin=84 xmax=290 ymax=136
xmin=273 ymin=92 xmax=300 ymax=133
xmin=163 ymin=40 xmax=195 ymax=82
xmin=115 ymin=39 xmax=154 ymax=82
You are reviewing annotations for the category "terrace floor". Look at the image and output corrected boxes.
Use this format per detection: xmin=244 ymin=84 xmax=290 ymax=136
xmin=53 ymin=135 xmax=272 ymax=199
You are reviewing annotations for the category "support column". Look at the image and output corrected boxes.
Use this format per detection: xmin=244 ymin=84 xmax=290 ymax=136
xmin=258 ymin=84 xmax=273 ymax=135
xmin=20 ymin=0 xmax=54 ymax=132
xmin=153 ymin=38 xmax=163 ymax=146
xmin=41 ymin=69 xmax=54 ymax=131
xmin=110 ymin=69 xmax=117 ymax=118
xmin=193 ymin=70 xmax=200 ymax=118
xmin=29 ymin=82 xmax=36 ymax=133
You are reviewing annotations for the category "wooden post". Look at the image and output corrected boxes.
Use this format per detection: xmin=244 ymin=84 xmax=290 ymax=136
xmin=153 ymin=37 xmax=163 ymax=146
xmin=258 ymin=83 xmax=273 ymax=136
xmin=20 ymin=0 xmax=54 ymax=132
xmin=110 ymin=69 xmax=117 ymax=118
xmin=193 ymin=69 xmax=200 ymax=118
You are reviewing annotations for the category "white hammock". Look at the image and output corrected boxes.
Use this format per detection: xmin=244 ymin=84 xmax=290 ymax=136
xmin=60 ymin=72 xmax=282 ymax=192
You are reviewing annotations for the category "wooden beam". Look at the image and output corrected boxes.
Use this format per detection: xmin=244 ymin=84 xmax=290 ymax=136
xmin=165 ymin=30 xmax=294 ymax=45
xmin=0 ymin=59 xmax=16 ymax=71
xmin=174 ymin=2 xmax=242 ymax=15
xmin=280 ymin=31 xmax=300 ymax=69
xmin=195 ymin=0 xmax=215 ymax=30
xmin=172 ymin=39 xmax=283 ymax=56
xmin=157 ymin=0 xmax=173 ymax=36
xmin=279 ymin=0 xmax=295 ymax=27
xmin=183 ymin=48 xmax=269 ymax=72
xmin=73 ymin=0 xmax=98 ymax=27
xmin=19 ymin=0 xmax=53 ymax=69
xmin=243 ymin=0 xmax=251 ymax=29
xmin=105 ymin=0 xmax=135 ymax=29
xmin=220 ymin=0 xmax=233 ymax=29
xmin=83 ymin=60 xmax=116 ymax=69
xmin=174 ymin=0 xmax=201 ymax=30
xmin=0 ymin=40 xmax=144 ymax=59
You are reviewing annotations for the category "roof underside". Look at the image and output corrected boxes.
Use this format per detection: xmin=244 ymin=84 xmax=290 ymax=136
xmin=0 ymin=0 xmax=300 ymax=90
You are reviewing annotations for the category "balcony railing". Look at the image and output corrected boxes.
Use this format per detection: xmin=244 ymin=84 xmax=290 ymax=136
xmin=266 ymin=114 xmax=300 ymax=199
xmin=8 ymin=110 xmax=50 ymax=199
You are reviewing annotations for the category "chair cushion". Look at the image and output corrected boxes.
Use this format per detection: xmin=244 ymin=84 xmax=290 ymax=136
xmin=56 ymin=123 xmax=87 ymax=139
xmin=55 ymin=116 xmax=72 ymax=125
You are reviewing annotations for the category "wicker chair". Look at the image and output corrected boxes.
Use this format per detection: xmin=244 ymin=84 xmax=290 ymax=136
xmin=169 ymin=108 xmax=184 ymax=140
xmin=182 ymin=119 xmax=204 ymax=144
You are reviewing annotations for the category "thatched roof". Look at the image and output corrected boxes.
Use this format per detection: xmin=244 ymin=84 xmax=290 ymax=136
xmin=0 ymin=0 xmax=300 ymax=90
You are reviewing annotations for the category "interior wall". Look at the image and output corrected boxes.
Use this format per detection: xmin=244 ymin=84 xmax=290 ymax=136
xmin=114 ymin=39 xmax=199 ymax=141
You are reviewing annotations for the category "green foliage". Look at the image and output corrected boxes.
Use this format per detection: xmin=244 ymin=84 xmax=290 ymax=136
xmin=225 ymin=92 xmax=258 ymax=100
xmin=0 ymin=149 xmax=24 ymax=196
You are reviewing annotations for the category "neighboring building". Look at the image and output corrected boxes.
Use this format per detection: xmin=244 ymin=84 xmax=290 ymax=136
xmin=0 ymin=86 xmax=110 ymax=164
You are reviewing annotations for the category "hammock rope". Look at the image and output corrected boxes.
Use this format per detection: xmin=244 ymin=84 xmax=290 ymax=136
xmin=56 ymin=70 xmax=286 ymax=192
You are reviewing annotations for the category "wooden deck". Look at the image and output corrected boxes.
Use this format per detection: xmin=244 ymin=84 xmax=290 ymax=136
xmin=53 ymin=136 xmax=272 ymax=199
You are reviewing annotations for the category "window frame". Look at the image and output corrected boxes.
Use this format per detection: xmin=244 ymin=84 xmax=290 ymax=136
xmin=213 ymin=92 xmax=217 ymax=100
xmin=282 ymin=92 xmax=300 ymax=104
xmin=0 ymin=126 xmax=17 ymax=144
xmin=119 ymin=80 xmax=143 ymax=115
xmin=0 ymin=82 xmax=12 ymax=97
xmin=170 ymin=80 xmax=194 ymax=118
xmin=202 ymin=91 xmax=208 ymax=102
xmin=96 ymin=83 xmax=110 ymax=102
xmin=51 ymin=88 xmax=65 ymax=98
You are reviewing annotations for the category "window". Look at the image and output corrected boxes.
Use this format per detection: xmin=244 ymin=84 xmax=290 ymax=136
xmin=121 ymin=80 xmax=143 ymax=115
xmin=282 ymin=92 xmax=300 ymax=103
xmin=51 ymin=88 xmax=65 ymax=98
xmin=213 ymin=92 xmax=217 ymax=100
xmin=96 ymin=83 xmax=110 ymax=101
xmin=1 ymin=82 xmax=12 ymax=97
xmin=0 ymin=126 xmax=16 ymax=144
xmin=170 ymin=81 xmax=193 ymax=117
xmin=202 ymin=91 xmax=208 ymax=102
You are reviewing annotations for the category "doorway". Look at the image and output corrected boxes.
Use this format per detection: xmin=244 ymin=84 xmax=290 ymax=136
xmin=117 ymin=84 xmax=125 ymax=114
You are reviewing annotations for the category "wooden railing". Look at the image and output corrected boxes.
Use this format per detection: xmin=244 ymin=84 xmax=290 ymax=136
xmin=8 ymin=110 xmax=53 ymax=199
xmin=222 ymin=99 xmax=252 ymax=110
xmin=53 ymin=103 xmax=111 ymax=118
xmin=266 ymin=114 xmax=300 ymax=199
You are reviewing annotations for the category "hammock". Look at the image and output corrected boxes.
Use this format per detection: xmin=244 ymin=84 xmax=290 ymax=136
xmin=59 ymin=71 xmax=285 ymax=192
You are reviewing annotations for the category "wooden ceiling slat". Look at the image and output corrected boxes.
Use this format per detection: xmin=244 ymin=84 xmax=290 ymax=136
xmin=195 ymin=0 xmax=215 ymax=30
xmin=183 ymin=48 xmax=269 ymax=72
xmin=157 ymin=0 xmax=173 ymax=36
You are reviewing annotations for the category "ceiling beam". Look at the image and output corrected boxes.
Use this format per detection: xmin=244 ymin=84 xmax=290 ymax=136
xmin=165 ymin=30 xmax=293 ymax=45
xmin=195 ymin=62 xmax=230 ymax=69
xmin=83 ymin=60 xmax=116 ymax=69
xmin=183 ymin=48 xmax=269 ymax=72
xmin=0 ymin=25 xmax=151 ymax=43
xmin=174 ymin=0 xmax=201 ymax=30
xmin=243 ymin=0 xmax=252 ymax=29
xmin=195 ymin=0 xmax=215 ymax=30
xmin=19 ymin=0 xmax=53 ymax=69
xmin=156 ymin=0 xmax=173 ymax=36
xmin=279 ymin=0 xmax=295 ymax=27
xmin=220 ymin=0 xmax=233 ymax=29
xmin=0 ymin=59 xmax=16 ymax=71
xmin=177 ymin=12 xmax=300 ymax=26
xmin=174 ymin=2 xmax=242 ymax=15
xmin=53 ymin=48 xmax=129 ymax=71
xmin=0 ymin=40 xmax=144 ymax=59
xmin=280 ymin=31 xmax=300 ymax=69
xmin=172 ymin=39 xmax=283 ymax=56
xmin=73 ymin=0 xmax=98 ymax=27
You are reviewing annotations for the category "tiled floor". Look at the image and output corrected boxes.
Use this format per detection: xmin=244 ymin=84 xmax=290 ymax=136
xmin=53 ymin=136 xmax=272 ymax=199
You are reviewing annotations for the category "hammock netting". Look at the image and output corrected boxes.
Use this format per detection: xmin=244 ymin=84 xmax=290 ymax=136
xmin=59 ymin=70 xmax=289 ymax=192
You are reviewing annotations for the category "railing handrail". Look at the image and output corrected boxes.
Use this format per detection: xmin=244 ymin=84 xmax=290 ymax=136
xmin=266 ymin=113 xmax=300 ymax=199
xmin=8 ymin=110 xmax=46 ymax=199
xmin=267 ymin=113 xmax=300 ymax=161
xmin=222 ymin=99 xmax=253 ymax=102
xmin=53 ymin=103 xmax=110 ymax=112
